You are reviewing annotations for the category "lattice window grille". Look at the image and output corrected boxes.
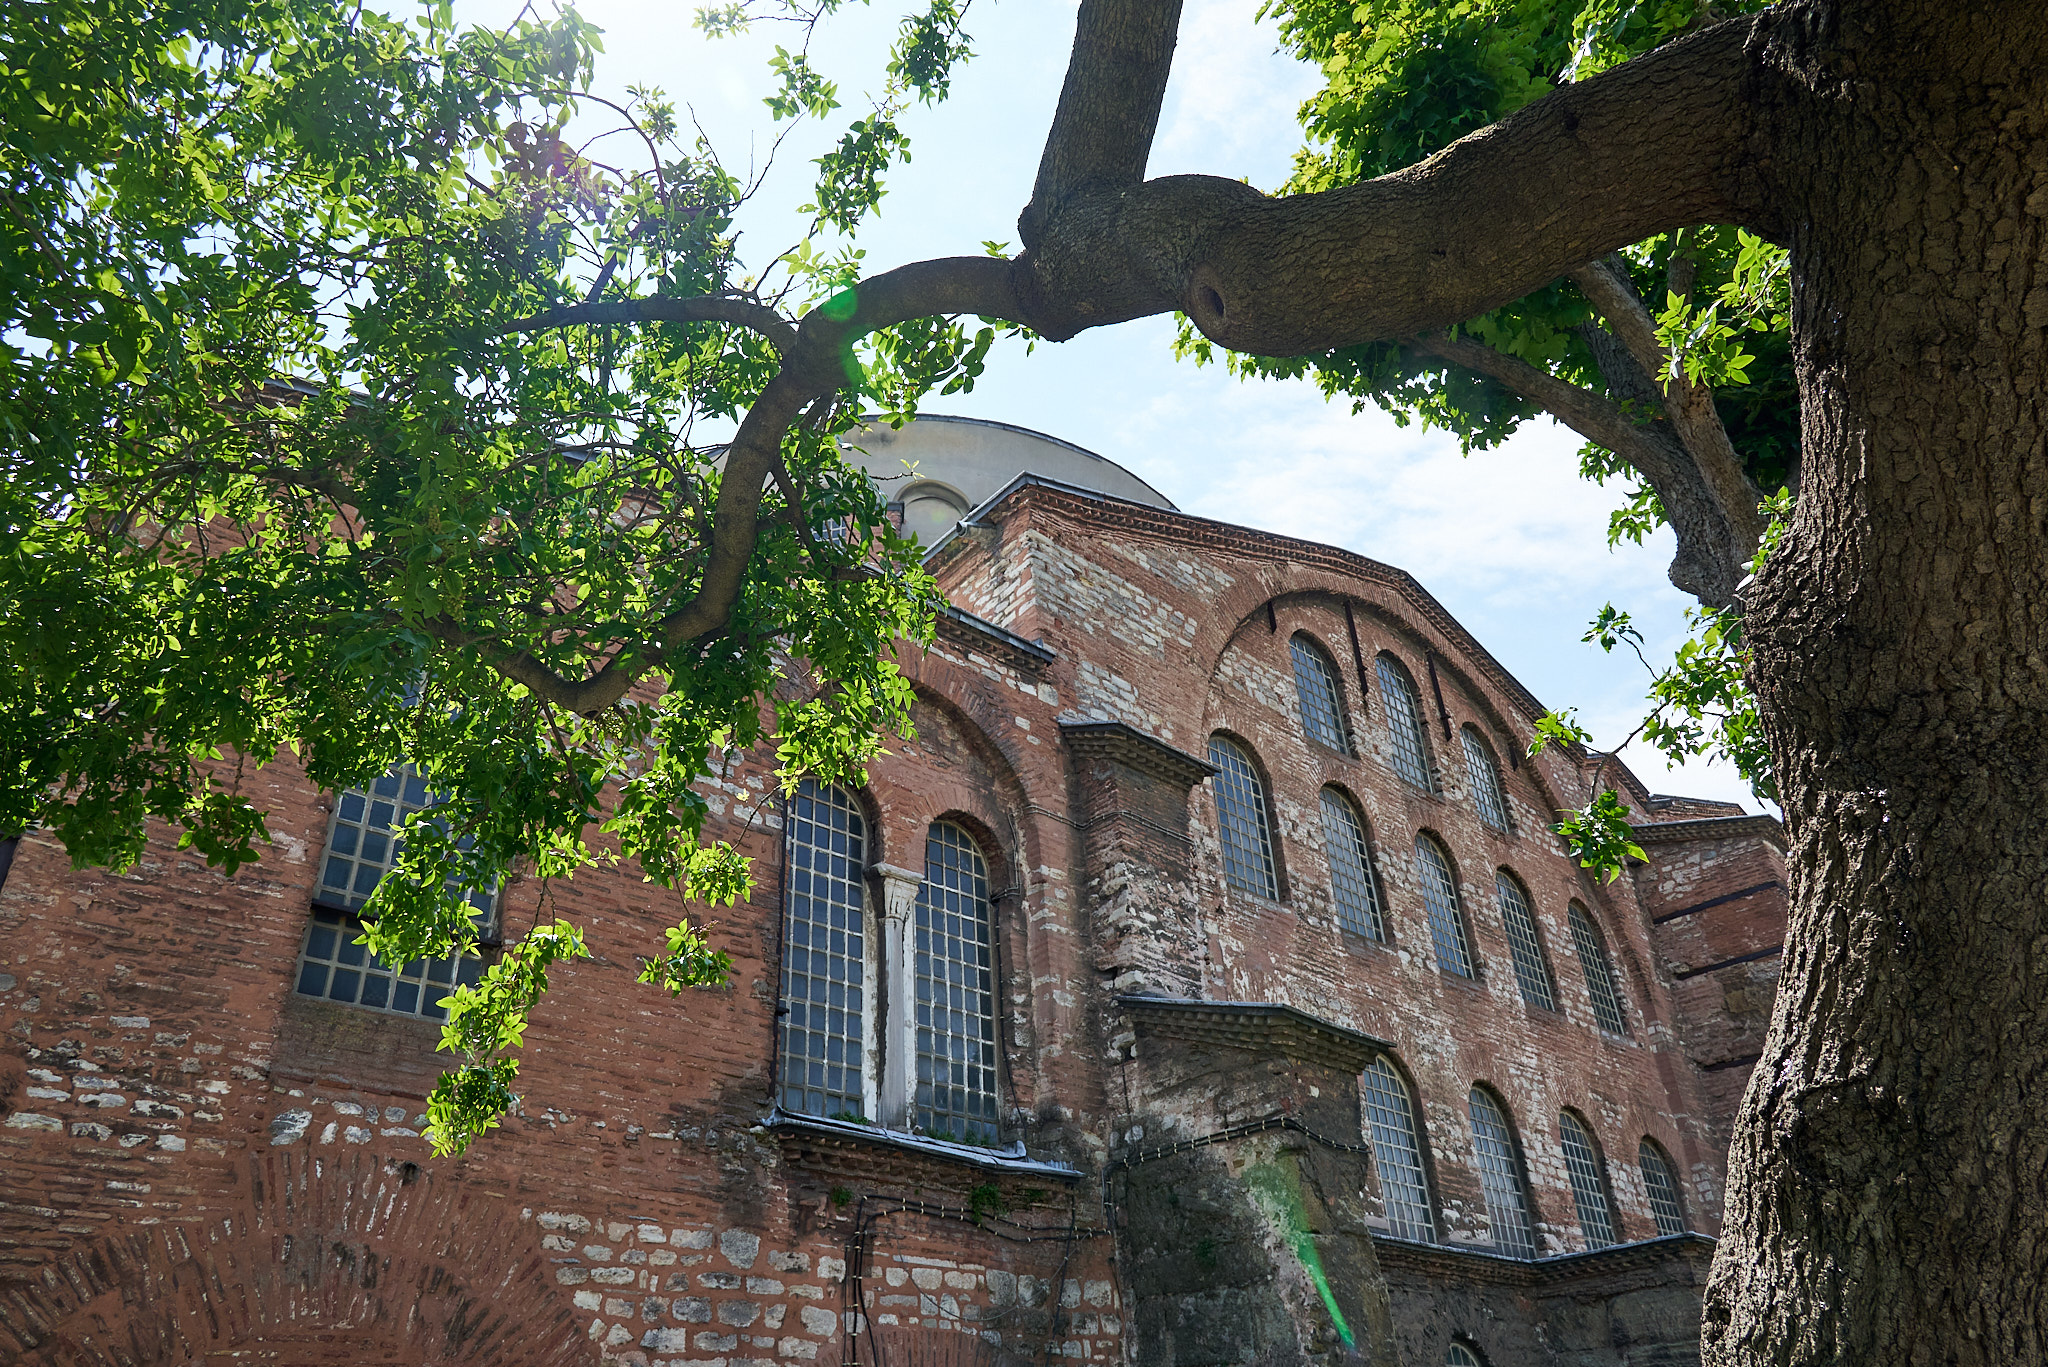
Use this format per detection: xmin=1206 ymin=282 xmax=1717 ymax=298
xmin=1415 ymin=836 xmax=1475 ymax=978
xmin=1447 ymin=1345 xmax=1483 ymax=1367
xmin=1569 ymin=903 xmax=1631 ymax=1036
xmin=1639 ymin=1140 xmax=1689 ymax=1236
xmin=1495 ymin=872 xmax=1557 ymax=1010
xmin=778 ymin=780 xmax=869 ymax=1120
xmin=1291 ymin=634 xmax=1351 ymax=753
xmin=296 ymin=763 xmax=496 ymax=1022
xmin=1467 ymin=1088 xmax=1537 ymax=1258
xmin=1376 ymin=655 xmax=1435 ymax=790
xmin=914 ymin=823 xmax=1001 ymax=1143
xmin=1320 ymin=789 xmax=1386 ymax=941
xmin=1461 ymin=727 xmax=1513 ymax=833
xmin=1560 ymin=1112 xmax=1618 ymax=1248
xmin=1209 ymin=736 xmax=1279 ymax=899
xmin=1362 ymin=1057 xmax=1436 ymax=1243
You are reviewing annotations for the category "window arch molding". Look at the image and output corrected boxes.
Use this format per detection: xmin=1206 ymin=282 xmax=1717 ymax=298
xmin=1459 ymin=724 xmax=1515 ymax=834
xmin=1413 ymin=830 xmax=1478 ymax=979
xmin=1289 ymin=631 xmax=1354 ymax=755
xmin=1493 ymin=867 xmax=1557 ymax=1011
xmin=1558 ymin=1108 xmax=1621 ymax=1249
xmin=1361 ymin=1051 xmax=1441 ymax=1244
xmin=1319 ymin=784 xmax=1388 ymax=943
xmin=1207 ymin=731 xmax=1285 ymax=901
xmin=1374 ymin=651 xmax=1438 ymax=791
xmin=1638 ymin=1136 xmax=1690 ymax=1236
xmin=1466 ymin=1082 xmax=1539 ymax=1258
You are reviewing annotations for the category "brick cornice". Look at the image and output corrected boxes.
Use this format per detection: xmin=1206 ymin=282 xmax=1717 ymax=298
xmin=1373 ymin=1231 xmax=1718 ymax=1286
xmin=1116 ymin=996 xmax=1390 ymax=1073
xmin=935 ymin=603 xmax=1056 ymax=673
xmin=1059 ymin=719 xmax=1217 ymax=788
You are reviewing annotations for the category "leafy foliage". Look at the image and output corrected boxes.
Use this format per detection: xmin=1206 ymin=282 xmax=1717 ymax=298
xmin=2 ymin=0 xmax=975 ymax=1154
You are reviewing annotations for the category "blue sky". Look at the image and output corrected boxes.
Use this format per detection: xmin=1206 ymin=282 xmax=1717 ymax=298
xmin=456 ymin=0 xmax=1763 ymax=812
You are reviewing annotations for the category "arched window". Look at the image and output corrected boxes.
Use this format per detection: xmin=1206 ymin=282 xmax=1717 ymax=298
xmin=1362 ymin=1056 xmax=1436 ymax=1243
xmin=1494 ymin=871 xmax=1556 ymax=1010
xmin=1447 ymin=1345 xmax=1485 ymax=1367
xmin=1209 ymin=735 xmax=1279 ymax=899
xmin=1415 ymin=835 xmax=1475 ymax=978
xmin=296 ymin=763 xmax=495 ymax=1022
xmin=1375 ymin=653 xmax=1435 ymax=791
xmin=914 ymin=823 xmax=1000 ymax=1143
xmin=1639 ymin=1138 xmax=1689 ymax=1236
xmin=1460 ymin=726 xmax=1514 ymax=834
xmin=1568 ymin=902 xmax=1631 ymax=1036
xmin=1290 ymin=633 xmax=1350 ymax=753
xmin=1320 ymin=788 xmax=1386 ymax=941
xmin=1559 ymin=1111 xmax=1618 ymax=1248
xmin=778 ymin=780 xmax=869 ymax=1120
xmin=1467 ymin=1087 xmax=1536 ymax=1258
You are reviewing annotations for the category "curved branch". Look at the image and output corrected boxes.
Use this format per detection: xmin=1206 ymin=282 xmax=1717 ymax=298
xmin=1409 ymin=330 xmax=1753 ymax=606
xmin=497 ymin=296 xmax=799 ymax=356
xmin=1015 ymin=13 xmax=1771 ymax=348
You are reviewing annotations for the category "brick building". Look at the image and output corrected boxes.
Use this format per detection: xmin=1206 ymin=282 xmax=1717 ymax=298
xmin=0 ymin=416 xmax=1786 ymax=1366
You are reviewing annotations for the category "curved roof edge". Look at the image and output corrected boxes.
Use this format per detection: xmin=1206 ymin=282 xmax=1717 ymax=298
xmin=844 ymin=412 xmax=1177 ymax=511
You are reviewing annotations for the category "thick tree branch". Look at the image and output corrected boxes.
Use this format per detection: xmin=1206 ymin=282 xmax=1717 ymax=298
xmin=1571 ymin=255 xmax=1768 ymax=566
xmin=1020 ymin=0 xmax=1185 ymax=249
xmin=497 ymin=296 xmax=799 ymax=356
xmin=1014 ymin=14 xmax=1769 ymax=348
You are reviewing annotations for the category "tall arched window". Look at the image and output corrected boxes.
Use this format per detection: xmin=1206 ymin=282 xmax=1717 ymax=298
xmin=1415 ymin=835 xmax=1475 ymax=978
xmin=1569 ymin=902 xmax=1631 ymax=1036
xmin=1320 ymin=788 xmax=1386 ymax=941
xmin=914 ymin=823 xmax=1000 ymax=1143
xmin=1447 ymin=1345 xmax=1485 ymax=1367
xmin=1460 ymin=726 xmax=1514 ymax=834
xmin=1290 ymin=633 xmax=1350 ymax=753
xmin=1375 ymin=653 xmax=1436 ymax=791
xmin=1559 ymin=1111 xmax=1618 ymax=1249
xmin=1362 ymin=1056 xmax=1436 ymax=1243
xmin=1209 ymin=735 xmax=1279 ymax=899
xmin=778 ymin=780 xmax=869 ymax=1120
xmin=1639 ymin=1138 xmax=1689 ymax=1236
xmin=1494 ymin=871 xmax=1556 ymax=1010
xmin=1467 ymin=1087 xmax=1536 ymax=1258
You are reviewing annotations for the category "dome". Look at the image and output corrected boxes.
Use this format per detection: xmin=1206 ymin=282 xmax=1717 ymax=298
xmin=839 ymin=415 xmax=1175 ymax=548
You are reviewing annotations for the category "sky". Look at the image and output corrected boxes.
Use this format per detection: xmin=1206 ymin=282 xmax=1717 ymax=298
xmin=455 ymin=0 xmax=1766 ymax=812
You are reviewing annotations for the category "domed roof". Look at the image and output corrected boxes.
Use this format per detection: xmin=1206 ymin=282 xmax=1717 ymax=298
xmin=839 ymin=415 xmax=1174 ymax=548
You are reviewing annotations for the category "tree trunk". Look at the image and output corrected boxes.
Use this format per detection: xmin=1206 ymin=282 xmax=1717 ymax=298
xmin=1706 ymin=2 xmax=2048 ymax=1361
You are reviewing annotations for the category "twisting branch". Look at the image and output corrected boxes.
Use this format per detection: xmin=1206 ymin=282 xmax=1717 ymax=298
xmin=497 ymin=296 xmax=800 ymax=355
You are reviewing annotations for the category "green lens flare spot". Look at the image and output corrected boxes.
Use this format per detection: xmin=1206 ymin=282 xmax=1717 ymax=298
xmin=817 ymin=288 xmax=859 ymax=322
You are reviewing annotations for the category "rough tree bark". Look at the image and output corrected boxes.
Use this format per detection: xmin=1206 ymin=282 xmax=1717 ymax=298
xmin=517 ymin=2 xmax=2046 ymax=1356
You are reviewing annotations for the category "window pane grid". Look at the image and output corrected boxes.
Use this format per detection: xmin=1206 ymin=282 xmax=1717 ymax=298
xmin=1416 ymin=837 xmax=1475 ymax=977
xmin=298 ymin=763 xmax=495 ymax=1021
xmin=1376 ymin=656 xmax=1434 ymax=791
xmin=1448 ymin=1345 xmax=1483 ymax=1367
xmin=1209 ymin=737 xmax=1278 ymax=899
xmin=1569 ymin=904 xmax=1631 ymax=1036
xmin=1560 ymin=1113 xmax=1618 ymax=1248
xmin=1321 ymin=790 xmax=1385 ymax=941
xmin=1461 ymin=728 xmax=1513 ymax=833
xmin=779 ymin=781 xmax=868 ymax=1120
xmin=1291 ymin=635 xmax=1350 ymax=753
xmin=915 ymin=823 xmax=1000 ymax=1144
xmin=1495 ymin=874 xmax=1557 ymax=1010
xmin=1467 ymin=1089 xmax=1536 ymax=1258
xmin=1363 ymin=1058 xmax=1435 ymax=1243
xmin=293 ymin=904 xmax=485 ymax=1021
xmin=316 ymin=763 xmax=495 ymax=920
xmin=1640 ymin=1141 xmax=1688 ymax=1236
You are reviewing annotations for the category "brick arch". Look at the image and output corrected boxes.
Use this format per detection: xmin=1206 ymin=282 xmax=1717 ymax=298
xmin=898 ymin=677 xmax=1041 ymax=889
xmin=2 ymin=1147 xmax=587 ymax=1367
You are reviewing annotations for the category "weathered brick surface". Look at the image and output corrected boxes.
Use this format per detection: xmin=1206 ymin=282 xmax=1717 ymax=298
xmin=0 ymin=470 xmax=1786 ymax=1363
